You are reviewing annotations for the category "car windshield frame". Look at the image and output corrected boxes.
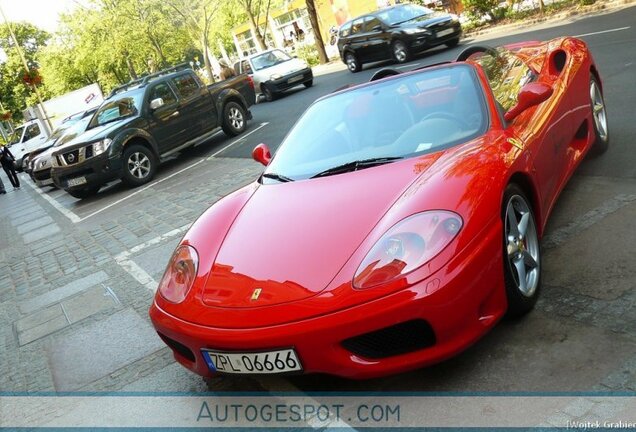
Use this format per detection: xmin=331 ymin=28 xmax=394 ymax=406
xmin=377 ymin=4 xmax=435 ymax=26
xmin=264 ymin=64 xmax=489 ymax=183
xmin=88 ymin=91 xmax=143 ymax=129
xmin=251 ymin=49 xmax=292 ymax=71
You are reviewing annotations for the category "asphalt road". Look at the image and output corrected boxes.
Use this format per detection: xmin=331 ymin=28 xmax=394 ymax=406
xmin=19 ymin=5 xmax=636 ymax=395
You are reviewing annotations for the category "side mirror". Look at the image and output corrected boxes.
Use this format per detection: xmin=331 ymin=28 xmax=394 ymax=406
xmin=252 ymin=143 xmax=272 ymax=166
xmin=504 ymin=82 xmax=553 ymax=122
xmin=149 ymin=98 xmax=165 ymax=111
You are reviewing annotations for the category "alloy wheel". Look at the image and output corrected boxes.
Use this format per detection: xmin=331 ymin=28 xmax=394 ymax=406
xmin=127 ymin=152 xmax=151 ymax=179
xmin=229 ymin=106 xmax=244 ymax=130
xmin=590 ymin=80 xmax=608 ymax=143
xmin=504 ymin=195 xmax=540 ymax=297
xmin=393 ymin=41 xmax=407 ymax=63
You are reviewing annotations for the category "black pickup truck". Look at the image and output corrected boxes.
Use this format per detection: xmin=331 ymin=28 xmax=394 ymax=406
xmin=51 ymin=65 xmax=256 ymax=199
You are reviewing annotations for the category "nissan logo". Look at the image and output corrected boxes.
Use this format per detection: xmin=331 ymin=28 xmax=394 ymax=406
xmin=67 ymin=153 xmax=75 ymax=163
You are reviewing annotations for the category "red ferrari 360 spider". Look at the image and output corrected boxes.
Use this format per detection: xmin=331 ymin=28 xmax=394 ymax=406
xmin=150 ymin=37 xmax=609 ymax=379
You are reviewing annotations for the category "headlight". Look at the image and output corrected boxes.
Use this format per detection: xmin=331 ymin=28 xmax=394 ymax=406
xmin=450 ymin=13 xmax=459 ymax=21
xmin=353 ymin=211 xmax=463 ymax=289
xmin=92 ymin=138 xmax=112 ymax=156
xmin=158 ymin=245 xmax=199 ymax=303
xmin=270 ymin=73 xmax=283 ymax=80
xmin=403 ymin=27 xmax=428 ymax=35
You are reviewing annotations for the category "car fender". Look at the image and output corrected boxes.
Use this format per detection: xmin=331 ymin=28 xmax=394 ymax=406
xmin=112 ymin=127 xmax=159 ymax=158
xmin=215 ymin=88 xmax=249 ymax=124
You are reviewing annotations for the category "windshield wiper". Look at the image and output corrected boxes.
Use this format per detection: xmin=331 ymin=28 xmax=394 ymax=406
xmin=311 ymin=157 xmax=403 ymax=179
xmin=262 ymin=172 xmax=294 ymax=183
xmin=394 ymin=13 xmax=431 ymax=25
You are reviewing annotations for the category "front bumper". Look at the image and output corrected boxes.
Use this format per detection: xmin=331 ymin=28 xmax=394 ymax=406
xmin=32 ymin=167 xmax=53 ymax=187
xmin=150 ymin=218 xmax=507 ymax=379
xmin=268 ymin=68 xmax=313 ymax=93
xmin=51 ymin=152 xmax=122 ymax=191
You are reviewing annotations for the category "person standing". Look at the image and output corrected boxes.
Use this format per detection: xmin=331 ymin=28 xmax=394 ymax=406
xmin=0 ymin=144 xmax=20 ymax=189
xmin=0 ymin=169 xmax=6 ymax=194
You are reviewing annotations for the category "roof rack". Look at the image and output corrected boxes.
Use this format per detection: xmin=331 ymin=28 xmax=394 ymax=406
xmin=107 ymin=63 xmax=192 ymax=98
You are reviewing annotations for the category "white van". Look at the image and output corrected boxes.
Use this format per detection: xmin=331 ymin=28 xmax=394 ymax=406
xmin=6 ymin=118 xmax=49 ymax=171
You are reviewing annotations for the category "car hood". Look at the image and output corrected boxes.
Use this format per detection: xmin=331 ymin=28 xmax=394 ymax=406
xmin=253 ymin=58 xmax=308 ymax=79
xmin=58 ymin=117 xmax=136 ymax=150
xmin=201 ymin=156 xmax=438 ymax=309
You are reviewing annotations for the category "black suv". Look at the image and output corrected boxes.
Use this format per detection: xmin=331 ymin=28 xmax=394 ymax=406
xmin=51 ymin=65 xmax=256 ymax=199
xmin=337 ymin=4 xmax=462 ymax=72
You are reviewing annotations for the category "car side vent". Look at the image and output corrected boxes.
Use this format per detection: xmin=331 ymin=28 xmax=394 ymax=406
xmin=157 ymin=332 xmax=196 ymax=362
xmin=370 ymin=68 xmax=402 ymax=82
xmin=342 ymin=319 xmax=436 ymax=359
xmin=548 ymin=50 xmax=567 ymax=76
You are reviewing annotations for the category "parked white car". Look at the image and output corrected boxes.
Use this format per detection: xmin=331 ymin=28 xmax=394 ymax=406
xmin=234 ymin=49 xmax=313 ymax=102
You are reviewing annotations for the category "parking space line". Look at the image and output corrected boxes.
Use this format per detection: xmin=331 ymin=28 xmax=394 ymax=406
xmin=21 ymin=175 xmax=82 ymax=223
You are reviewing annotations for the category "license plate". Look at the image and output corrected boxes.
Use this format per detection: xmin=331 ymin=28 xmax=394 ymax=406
xmin=36 ymin=178 xmax=53 ymax=187
xmin=201 ymin=348 xmax=302 ymax=374
xmin=436 ymin=28 xmax=454 ymax=38
xmin=288 ymin=75 xmax=303 ymax=83
xmin=67 ymin=176 xmax=87 ymax=187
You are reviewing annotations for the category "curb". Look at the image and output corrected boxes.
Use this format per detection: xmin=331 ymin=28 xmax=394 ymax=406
xmin=464 ymin=0 xmax=636 ymax=39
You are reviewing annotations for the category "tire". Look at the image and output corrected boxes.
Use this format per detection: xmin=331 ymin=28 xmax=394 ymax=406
xmin=221 ymin=101 xmax=247 ymax=136
xmin=445 ymin=37 xmax=460 ymax=48
xmin=261 ymin=84 xmax=276 ymax=102
xmin=392 ymin=40 xmax=410 ymax=63
xmin=303 ymin=79 xmax=313 ymax=88
xmin=589 ymin=74 xmax=609 ymax=156
xmin=121 ymin=144 xmax=157 ymax=187
xmin=67 ymin=186 xmax=100 ymax=199
xmin=502 ymin=184 xmax=541 ymax=318
xmin=344 ymin=52 xmax=361 ymax=73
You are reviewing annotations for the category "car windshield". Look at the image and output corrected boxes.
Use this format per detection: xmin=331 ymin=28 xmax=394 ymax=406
xmin=49 ymin=119 xmax=80 ymax=142
xmin=264 ymin=65 xmax=487 ymax=181
xmin=377 ymin=4 xmax=434 ymax=25
xmin=8 ymin=126 xmax=24 ymax=145
xmin=54 ymin=116 xmax=93 ymax=147
xmin=251 ymin=50 xmax=291 ymax=71
xmin=89 ymin=93 xmax=142 ymax=128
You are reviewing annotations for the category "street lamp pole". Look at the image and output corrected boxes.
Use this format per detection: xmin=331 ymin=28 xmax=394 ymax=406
xmin=0 ymin=3 xmax=54 ymax=132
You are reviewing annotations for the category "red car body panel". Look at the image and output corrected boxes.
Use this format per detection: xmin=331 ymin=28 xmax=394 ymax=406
xmin=150 ymin=37 xmax=602 ymax=378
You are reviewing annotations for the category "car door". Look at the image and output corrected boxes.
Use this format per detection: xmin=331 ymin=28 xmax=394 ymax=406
xmin=362 ymin=16 xmax=390 ymax=61
xmin=171 ymin=73 xmax=210 ymax=137
xmin=347 ymin=18 xmax=366 ymax=59
xmin=23 ymin=122 xmax=48 ymax=152
xmin=146 ymin=81 xmax=187 ymax=154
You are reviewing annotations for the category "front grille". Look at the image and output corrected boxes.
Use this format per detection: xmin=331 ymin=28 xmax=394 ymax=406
xmin=158 ymin=332 xmax=195 ymax=362
xmin=63 ymin=149 xmax=80 ymax=165
xmin=342 ymin=319 xmax=436 ymax=359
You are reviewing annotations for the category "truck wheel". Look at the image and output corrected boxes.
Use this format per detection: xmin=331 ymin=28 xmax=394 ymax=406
xmin=222 ymin=101 xmax=247 ymax=136
xmin=122 ymin=144 xmax=157 ymax=187
xmin=67 ymin=186 xmax=100 ymax=199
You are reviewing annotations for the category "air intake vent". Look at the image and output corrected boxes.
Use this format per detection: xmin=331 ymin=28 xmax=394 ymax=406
xmin=342 ymin=319 xmax=436 ymax=359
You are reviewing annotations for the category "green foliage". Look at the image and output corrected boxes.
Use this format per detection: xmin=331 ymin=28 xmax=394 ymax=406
xmin=462 ymin=0 xmax=502 ymax=21
xmin=294 ymin=44 xmax=320 ymax=67
xmin=0 ymin=22 xmax=50 ymax=122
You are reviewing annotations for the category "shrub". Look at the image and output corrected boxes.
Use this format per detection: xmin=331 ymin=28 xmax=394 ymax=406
xmin=294 ymin=44 xmax=320 ymax=67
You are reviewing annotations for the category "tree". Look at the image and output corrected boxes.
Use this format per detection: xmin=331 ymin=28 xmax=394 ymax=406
xmin=167 ymin=0 xmax=220 ymax=82
xmin=305 ymin=0 xmax=327 ymax=64
xmin=0 ymin=22 xmax=50 ymax=120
